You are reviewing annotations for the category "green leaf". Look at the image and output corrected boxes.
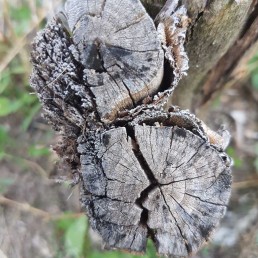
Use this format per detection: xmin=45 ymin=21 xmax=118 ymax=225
xmin=0 ymin=97 xmax=23 ymax=116
xmin=145 ymin=239 xmax=159 ymax=258
xmin=64 ymin=216 xmax=88 ymax=257
xmin=249 ymin=54 xmax=258 ymax=65
xmin=10 ymin=5 xmax=31 ymax=21
xmin=28 ymin=145 xmax=50 ymax=157
xmin=226 ymin=147 xmax=242 ymax=168
xmin=55 ymin=213 xmax=75 ymax=231
xmin=89 ymin=251 xmax=136 ymax=258
xmin=0 ymin=70 xmax=11 ymax=94
xmin=21 ymin=93 xmax=38 ymax=105
xmin=0 ymin=152 xmax=6 ymax=161
xmin=0 ymin=126 xmax=9 ymax=154
xmin=89 ymin=240 xmax=160 ymax=258
xmin=11 ymin=65 xmax=27 ymax=75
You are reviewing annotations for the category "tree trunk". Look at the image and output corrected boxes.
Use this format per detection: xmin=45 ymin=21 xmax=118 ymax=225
xmin=142 ymin=0 xmax=258 ymax=113
xmin=29 ymin=0 xmax=258 ymax=257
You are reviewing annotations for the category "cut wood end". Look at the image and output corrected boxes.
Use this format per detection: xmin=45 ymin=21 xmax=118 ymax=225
xmin=30 ymin=0 xmax=190 ymax=126
xmin=79 ymin=106 xmax=232 ymax=257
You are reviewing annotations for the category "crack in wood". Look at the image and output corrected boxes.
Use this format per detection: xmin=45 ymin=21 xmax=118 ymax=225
xmin=159 ymin=186 xmax=192 ymax=254
xmin=95 ymin=42 xmax=137 ymax=108
xmin=114 ymin=13 xmax=146 ymax=33
xmin=124 ymin=125 xmax=158 ymax=241
xmin=185 ymin=193 xmax=227 ymax=207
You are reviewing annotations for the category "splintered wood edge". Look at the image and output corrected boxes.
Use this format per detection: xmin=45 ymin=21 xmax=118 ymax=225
xmin=155 ymin=0 xmax=189 ymax=99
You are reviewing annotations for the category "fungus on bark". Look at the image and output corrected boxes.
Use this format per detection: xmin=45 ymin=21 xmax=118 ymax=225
xmin=30 ymin=0 xmax=232 ymax=257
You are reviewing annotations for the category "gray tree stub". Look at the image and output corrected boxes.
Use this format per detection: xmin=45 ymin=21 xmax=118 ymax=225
xmin=30 ymin=0 xmax=232 ymax=257
xmin=78 ymin=111 xmax=231 ymax=256
xmin=62 ymin=0 xmax=165 ymax=123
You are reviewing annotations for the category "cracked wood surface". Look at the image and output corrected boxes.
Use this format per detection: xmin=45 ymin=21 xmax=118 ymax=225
xmin=64 ymin=0 xmax=164 ymax=123
xmin=30 ymin=0 xmax=233 ymax=257
xmin=31 ymin=0 xmax=164 ymax=125
xmin=79 ymin=122 xmax=231 ymax=256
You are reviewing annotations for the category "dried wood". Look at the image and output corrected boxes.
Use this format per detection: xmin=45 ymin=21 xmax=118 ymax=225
xmin=78 ymin=108 xmax=231 ymax=256
xmin=30 ymin=0 xmax=233 ymax=257
xmin=31 ymin=0 xmax=164 ymax=124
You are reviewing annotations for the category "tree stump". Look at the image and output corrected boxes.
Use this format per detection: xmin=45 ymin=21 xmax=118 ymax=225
xmin=30 ymin=0 xmax=232 ymax=257
xmin=62 ymin=0 xmax=164 ymax=123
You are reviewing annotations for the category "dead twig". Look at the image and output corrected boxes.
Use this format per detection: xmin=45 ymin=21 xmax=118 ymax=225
xmin=233 ymin=179 xmax=258 ymax=189
xmin=0 ymin=195 xmax=84 ymax=221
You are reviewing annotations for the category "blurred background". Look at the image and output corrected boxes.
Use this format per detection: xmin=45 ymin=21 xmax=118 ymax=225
xmin=0 ymin=0 xmax=258 ymax=257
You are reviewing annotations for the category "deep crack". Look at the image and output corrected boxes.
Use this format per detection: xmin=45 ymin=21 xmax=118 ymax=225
xmin=125 ymin=125 xmax=158 ymax=242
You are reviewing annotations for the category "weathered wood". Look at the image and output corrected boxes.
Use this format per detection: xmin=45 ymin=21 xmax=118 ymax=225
xmin=78 ymin=108 xmax=231 ymax=256
xmin=155 ymin=1 xmax=189 ymax=90
xmin=65 ymin=0 xmax=165 ymax=123
xmin=31 ymin=0 xmax=164 ymax=124
xmin=30 ymin=0 xmax=233 ymax=257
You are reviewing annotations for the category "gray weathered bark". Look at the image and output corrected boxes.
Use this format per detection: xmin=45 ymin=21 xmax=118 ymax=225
xmin=30 ymin=0 xmax=233 ymax=257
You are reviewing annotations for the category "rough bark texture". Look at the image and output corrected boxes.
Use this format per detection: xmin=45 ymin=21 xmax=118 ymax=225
xmin=171 ymin=0 xmax=254 ymax=110
xmin=30 ymin=0 xmax=233 ymax=257
xmin=143 ymin=0 xmax=258 ymax=113
xmin=199 ymin=1 xmax=258 ymax=108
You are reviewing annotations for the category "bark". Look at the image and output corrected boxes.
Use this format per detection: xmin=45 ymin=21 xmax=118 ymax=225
xmin=30 ymin=0 xmax=235 ymax=257
xmin=141 ymin=0 xmax=258 ymax=112
xmin=172 ymin=0 xmax=253 ymax=110
xmin=199 ymin=2 xmax=258 ymax=109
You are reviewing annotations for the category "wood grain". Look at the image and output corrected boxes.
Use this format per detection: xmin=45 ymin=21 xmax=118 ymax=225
xmin=78 ymin=120 xmax=231 ymax=256
xmin=64 ymin=0 xmax=164 ymax=122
